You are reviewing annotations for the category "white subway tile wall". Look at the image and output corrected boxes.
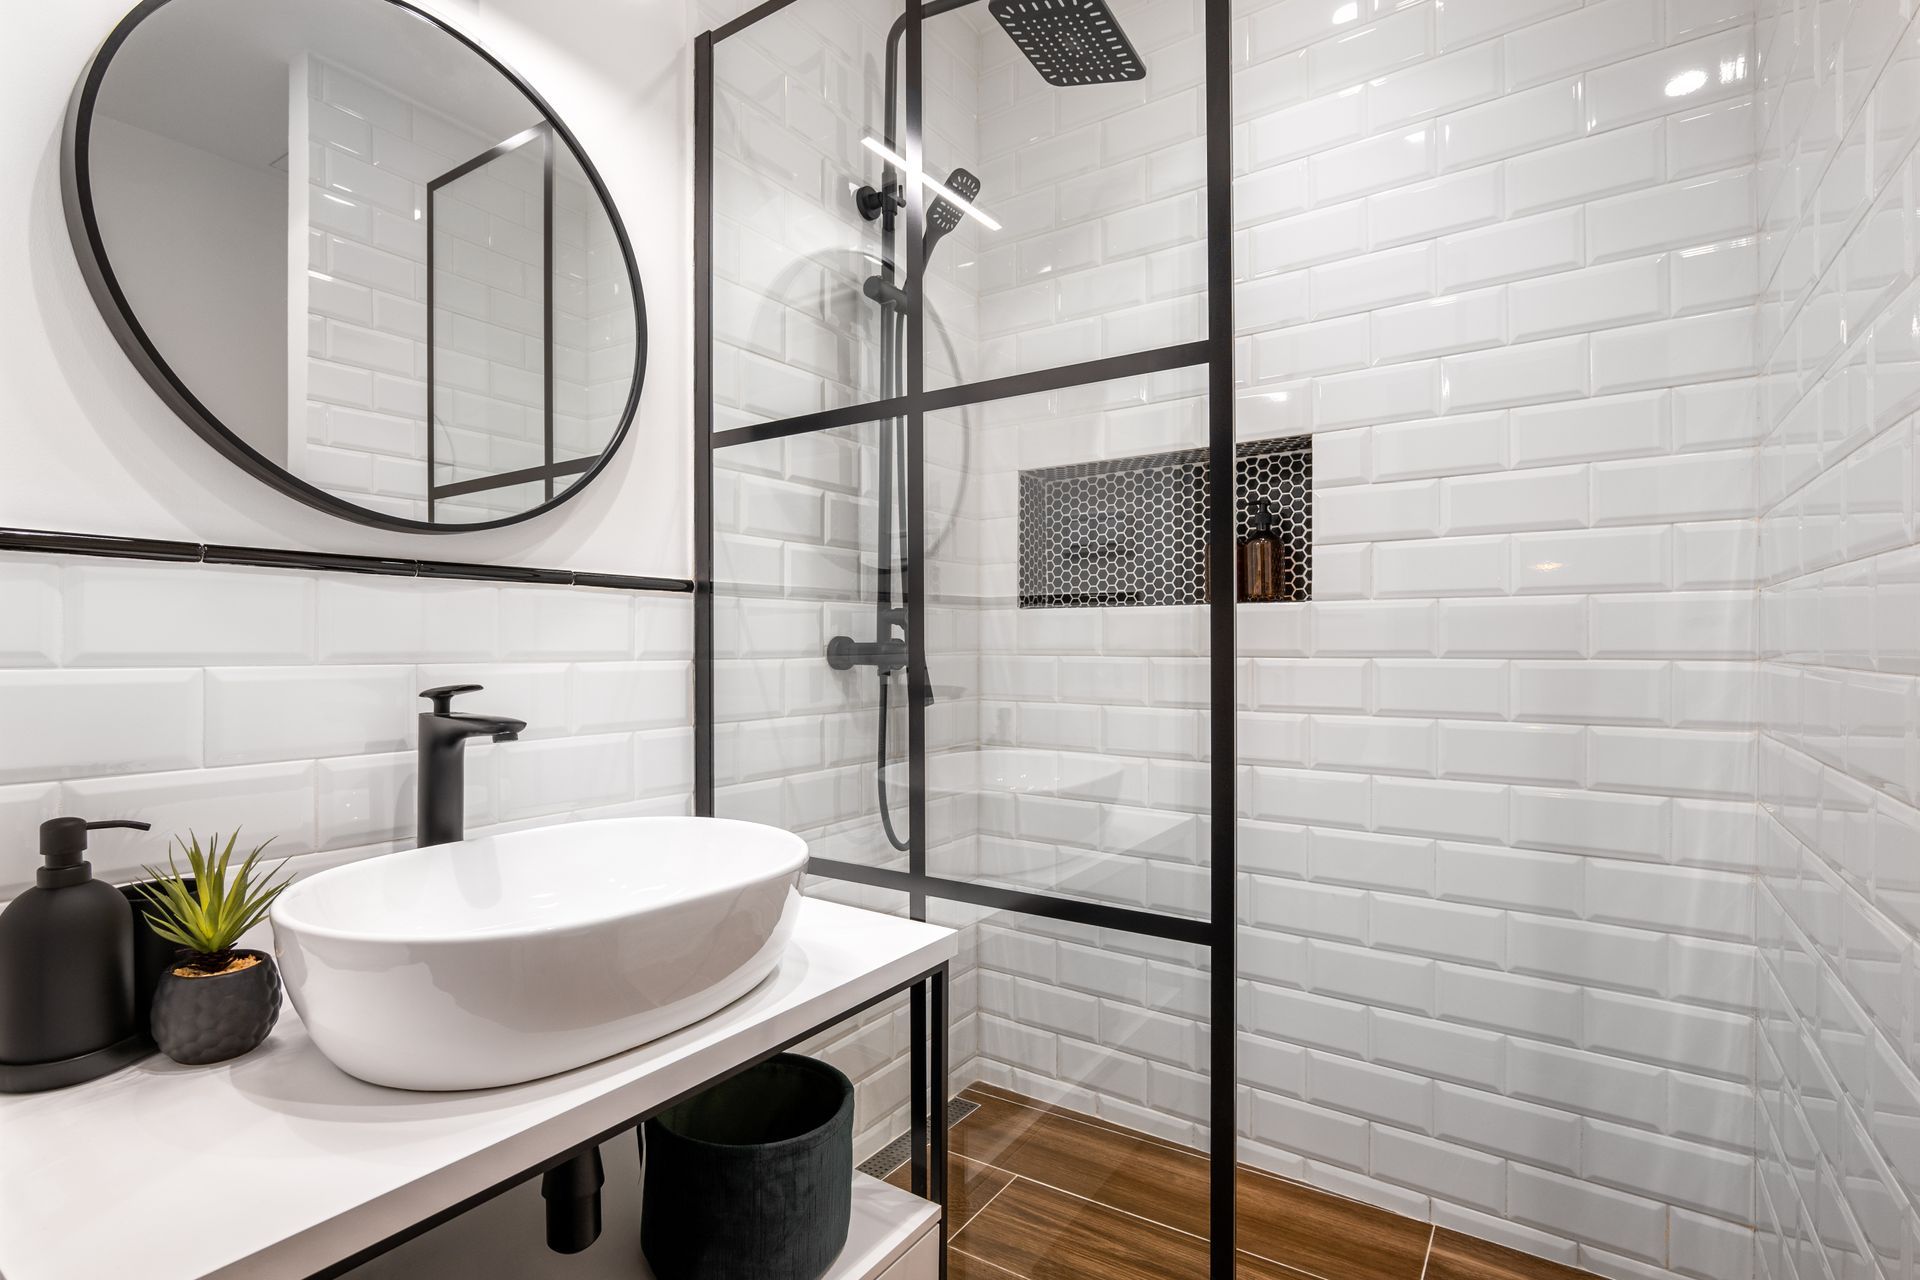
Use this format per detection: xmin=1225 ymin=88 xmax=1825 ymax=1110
xmin=708 ymin=0 xmax=1778 ymax=1261
xmin=1753 ymin=0 xmax=1920 ymax=1278
xmin=0 ymin=557 xmax=692 ymax=903
xmin=912 ymin=1 xmax=1767 ymax=1274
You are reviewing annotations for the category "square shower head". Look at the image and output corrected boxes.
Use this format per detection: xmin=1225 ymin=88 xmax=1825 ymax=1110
xmin=988 ymin=0 xmax=1147 ymax=87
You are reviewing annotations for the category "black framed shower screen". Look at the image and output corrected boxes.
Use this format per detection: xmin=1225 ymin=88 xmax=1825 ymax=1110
xmin=691 ymin=0 xmax=1238 ymax=1270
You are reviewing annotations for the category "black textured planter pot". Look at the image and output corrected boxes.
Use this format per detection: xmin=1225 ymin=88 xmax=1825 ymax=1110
xmin=642 ymin=1053 xmax=855 ymax=1280
xmin=150 ymin=949 xmax=281 ymax=1066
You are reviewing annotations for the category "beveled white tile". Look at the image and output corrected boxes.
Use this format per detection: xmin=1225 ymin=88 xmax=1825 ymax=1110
xmin=1505 ymin=0 xmax=1661 ymax=92
xmin=1436 ymin=0 xmax=1579 ymax=50
xmin=317 ymin=578 xmax=497 ymax=662
xmin=1367 ymin=166 xmax=1504 ymax=249
xmin=1585 ymin=27 xmax=1755 ymax=132
xmin=1444 ymin=336 xmax=1591 ymax=413
xmin=1589 ymin=308 xmax=1756 ymax=393
xmin=0 ymin=670 xmax=202 ymax=784
xmin=1374 ymin=536 xmax=1512 ymax=596
xmin=1369 ymin=42 xmax=1505 ymax=128
xmin=0 ymin=561 xmax=60 ymax=667
xmin=1512 ymin=527 xmax=1673 ymax=593
xmin=1372 ymin=289 xmax=1507 ymax=364
xmin=492 ymin=733 xmax=635 ymax=821
xmin=1445 ymin=464 xmax=1590 ymax=534
xmin=205 ymin=666 xmax=416 ymax=766
xmin=1510 ymin=256 xmax=1668 ymax=344
xmin=1587 ymin=171 xmax=1755 ymax=263
xmin=1438 ymin=207 xmax=1585 ymax=293
xmin=1307 ymin=5 xmax=1432 ymax=94
xmin=1438 ymin=79 xmax=1585 ymax=172
xmin=60 ymin=764 xmax=317 ymax=882
xmin=317 ymin=752 xmax=427 ymax=848
xmin=498 ymin=587 xmax=635 ymax=660
xmin=1507 ymin=123 xmax=1666 ymax=216
xmin=65 ymin=565 xmax=313 ymax=666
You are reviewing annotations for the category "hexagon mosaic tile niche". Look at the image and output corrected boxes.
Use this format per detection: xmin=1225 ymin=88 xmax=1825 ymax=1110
xmin=1017 ymin=435 xmax=1311 ymax=608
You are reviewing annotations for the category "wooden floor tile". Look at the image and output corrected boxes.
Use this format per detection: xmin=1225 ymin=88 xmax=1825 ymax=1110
xmin=951 ymin=1179 xmax=1305 ymax=1280
xmin=885 ymin=1153 xmax=1015 ymax=1229
xmin=1425 ymin=1229 xmax=1592 ymax=1280
xmin=948 ymin=1093 xmax=1212 ymax=1235
xmin=962 ymin=1082 xmax=1201 ymax=1156
xmin=911 ymin=1086 xmax=1598 ymax=1280
xmin=950 ymin=1245 xmax=1027 ymax=1280
xmin=947 ymin=1091 xmax=1427 ymax=1280
xmin=1236 ymin=1166 xmax=1432 ymax=1280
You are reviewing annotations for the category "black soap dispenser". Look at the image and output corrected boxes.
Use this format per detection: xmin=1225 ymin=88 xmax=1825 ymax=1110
xmin=0 ymin=817 xmax=153 ymax=1092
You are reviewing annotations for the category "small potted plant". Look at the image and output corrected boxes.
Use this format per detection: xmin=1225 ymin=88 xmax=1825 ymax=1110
xmin=134 ymin=831 xmax=294 ymax=1066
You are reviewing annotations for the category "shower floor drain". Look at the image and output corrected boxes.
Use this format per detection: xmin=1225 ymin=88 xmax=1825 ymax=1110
xmin=856 ymin=1098 xmax=980 ymax=1180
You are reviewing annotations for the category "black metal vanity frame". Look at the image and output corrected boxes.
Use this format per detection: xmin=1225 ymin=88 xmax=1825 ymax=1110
xmin=300 ymin=958 xmax=952 ymax=1279
xmin=692 ymin=0 xmax=1239 ymax=1274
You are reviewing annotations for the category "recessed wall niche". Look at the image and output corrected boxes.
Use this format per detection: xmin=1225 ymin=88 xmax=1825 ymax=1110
xmin=1017 ymin=436 xmax=1311 ymax=608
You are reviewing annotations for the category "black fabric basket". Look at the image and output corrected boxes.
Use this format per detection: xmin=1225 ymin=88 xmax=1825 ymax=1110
xmin=641 ymin=1053 xmax=855 ymax=1280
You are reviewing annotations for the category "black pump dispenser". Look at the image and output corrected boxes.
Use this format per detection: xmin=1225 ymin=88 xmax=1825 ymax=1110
xmin=36 ymin=817 xmax=149 ymax=888
xmin=0 ymin=816 xmax=152 ymax=1090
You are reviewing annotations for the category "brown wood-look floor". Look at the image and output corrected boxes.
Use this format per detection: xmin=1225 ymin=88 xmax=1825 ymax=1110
xmin=890 ymin=1083 xmax=1598 ymax=1280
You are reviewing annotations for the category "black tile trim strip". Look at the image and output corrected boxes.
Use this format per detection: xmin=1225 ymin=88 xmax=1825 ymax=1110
xmin=0 ymin=528 xmax=695 ymax=594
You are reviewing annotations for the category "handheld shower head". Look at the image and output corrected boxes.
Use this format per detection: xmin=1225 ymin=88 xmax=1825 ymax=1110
xmin=924 ymin=167 xmax=981 ymax=263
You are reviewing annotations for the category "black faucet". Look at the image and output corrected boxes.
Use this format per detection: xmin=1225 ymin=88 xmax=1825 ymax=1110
xmin=416 ymin=684 xmax=526 ymax=848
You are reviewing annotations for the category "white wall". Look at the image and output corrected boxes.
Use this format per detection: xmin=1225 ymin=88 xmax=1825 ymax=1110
xmin=1 ymin=0 xmax=689 ymax=577
xmin=1751 ymin=1 xmax=1920 ymax=1278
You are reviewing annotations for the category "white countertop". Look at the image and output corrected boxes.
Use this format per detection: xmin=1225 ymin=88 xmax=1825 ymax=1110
xmin=0 ymin=898 xmax=955 ymax=1280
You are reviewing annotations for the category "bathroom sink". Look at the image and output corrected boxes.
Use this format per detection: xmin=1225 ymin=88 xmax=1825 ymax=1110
xmin=270 ymin=818 xmax=808 ymax=1091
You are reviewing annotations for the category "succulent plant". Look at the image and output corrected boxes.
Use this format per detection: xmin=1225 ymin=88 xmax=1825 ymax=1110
xmin=133 ymin=831 xmax=293 ymax=971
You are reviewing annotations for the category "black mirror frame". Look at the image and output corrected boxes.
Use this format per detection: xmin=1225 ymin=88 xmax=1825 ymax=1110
xmin=59 ymin=0 xmax=649 ymax=535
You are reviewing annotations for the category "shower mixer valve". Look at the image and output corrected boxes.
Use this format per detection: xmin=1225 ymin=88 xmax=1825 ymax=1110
xmin=826 ymin=607 xmax=908 ymax=675
xmin=825 ymin=633 xmax=908 ymax=675
xmin=825 ymin=615 xmax=933 ymax=707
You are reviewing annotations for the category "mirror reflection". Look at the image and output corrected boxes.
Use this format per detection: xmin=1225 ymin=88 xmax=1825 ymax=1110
xmin=75 ymin=0 xmax=644 ymax=528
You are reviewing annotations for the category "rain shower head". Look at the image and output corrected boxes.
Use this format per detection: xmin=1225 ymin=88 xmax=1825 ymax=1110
xmin=923 ymin=167 xmax=981 ymax=261
xmin=989 ymin=0 xmax=1147 ymax=87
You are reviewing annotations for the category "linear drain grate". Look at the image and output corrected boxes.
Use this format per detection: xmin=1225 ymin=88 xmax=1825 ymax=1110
xmin=856 ymin=1098 xmax=981 ymax=1180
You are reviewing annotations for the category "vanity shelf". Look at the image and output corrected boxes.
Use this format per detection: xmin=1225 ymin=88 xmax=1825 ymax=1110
xmin=345 ymin=1168 xmax=938 ymax=1280
xmin=0 ymin=899 xmax=955 ymax=1280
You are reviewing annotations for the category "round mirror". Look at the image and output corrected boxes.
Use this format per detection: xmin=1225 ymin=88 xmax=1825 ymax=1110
xmin=63 ymin=0 xmax=647 ymax=531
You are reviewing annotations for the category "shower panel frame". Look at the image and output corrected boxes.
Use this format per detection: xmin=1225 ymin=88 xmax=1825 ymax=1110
xmin=693 ymin=0 xmax=1238 ymax=1271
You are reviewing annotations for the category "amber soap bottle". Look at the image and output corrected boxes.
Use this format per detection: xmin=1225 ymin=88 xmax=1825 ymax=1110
xmin=1239 ymin=498 xmax=1281 ymax=603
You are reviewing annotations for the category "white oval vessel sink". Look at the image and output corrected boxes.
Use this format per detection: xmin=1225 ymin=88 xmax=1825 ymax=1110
xmin=270 ymin=817 xmax=807 ymax=1091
